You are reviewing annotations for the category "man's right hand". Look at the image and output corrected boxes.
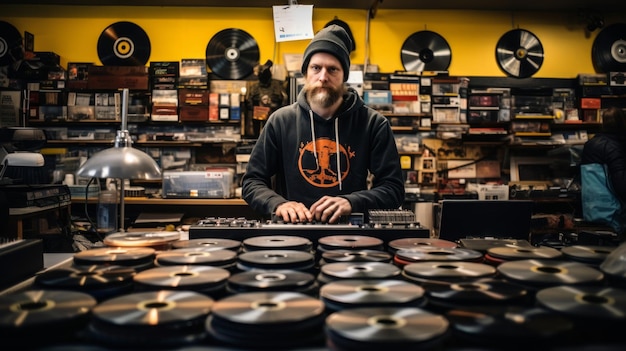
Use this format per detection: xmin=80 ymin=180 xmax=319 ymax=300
xmin=274 ymin=201 xmax=314 ymax=223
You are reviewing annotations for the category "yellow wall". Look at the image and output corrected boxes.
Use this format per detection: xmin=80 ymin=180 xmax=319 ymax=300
xmin=1 ymin=5 xmax=623 ymax=78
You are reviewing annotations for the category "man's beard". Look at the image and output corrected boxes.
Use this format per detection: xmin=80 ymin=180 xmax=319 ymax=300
xmin=305 ymin=83 xmax=343 ymax=108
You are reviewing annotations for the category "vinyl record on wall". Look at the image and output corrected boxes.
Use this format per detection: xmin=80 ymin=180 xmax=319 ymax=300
xmin=400 ymin=30 xmax=452 ymax=72
xmin=0 ymin=21 xmax=24 ymax=66
xmin=97 ymin=21 xmax=151 ymax=66
xmin=495 ymin=29 xmax=544 ymax=78
xmin=206 ymin=28 xmax=260 ymax=80
xmin=591 ymin=22 xmax=626 ymax=73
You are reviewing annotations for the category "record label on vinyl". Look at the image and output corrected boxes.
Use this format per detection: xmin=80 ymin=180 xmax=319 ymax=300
xmin=495 ymin=29 xmax=544 ymax=78
xmin=206 ymin=28 xmax=260 ymax=80
xmin=400 ymin=30 xmax=452 ymax=72
xmin=0 ymin=21 xmax=24 ymax=66
xmin=97 ymin=21 xmax=151 ymax=66
xmin=592 ymin=23 xmax=626 ymax=73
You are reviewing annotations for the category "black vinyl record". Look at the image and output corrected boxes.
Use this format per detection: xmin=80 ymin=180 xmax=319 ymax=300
xmin=321 ymin=249 xmax=392 ymax=264
xmin=34 ymin=264 xmax=135 ymax=289
xmin=592 ymin=23 xmax=626 ymax=73
xmin=325 ymin=307 xmax=449 ymax=349
xmin=497 ymin=259 xmax=605 ymax=287
xmin=318 ymin=235 xmax=384 ymax=251
xmin=562 ymin=245 xmax=614 ymax=264
xmin=320 ymin=279 xmax=425 ymax=309
xmin=103 ymin=231 xmax=180 ymax=248
xmin=447 ymin=306 xmax=574 ymax=347
xmin=536 ymin=285 xmax=626 ymax=321
xmin=133 ymin=265 xmax=230 ymax=291
xmin=423 ymin=278 xmax=528 ymax=305
xmin=237 ymin=249 xmax=315 ymax=271
xmin=155 ymin=248 xmax=237 ymax=267
xmin=89 ymin=290 xmax=213 ymax=347
xmin=0 ymin=21 xmax=23 ymax=66
xmin=73 ymin=247 xmax=156 ymax=267
xmin=0 ymin=289 xmax=97 ymax=331
xmin=320 ymin=262 xmax=401 ymax=280
xmin=172 ymin=237 xmax=241 ymax=251
xmin=206 ymin=292 xmax=325 ymax=348
xmin=400 ymin=30 xmax=452 ymax=72
xmin=97 ymin=21 xmax=151 ymax=66
xmin=243 ymin=235 xmax=312 ymax=251
xmin=388 ymin=238 xmax=458 ymax=252
xmin=227 ymin=270 xmax=316 ymax=293
xmin=487 ymin=246 xmax=562 ymax=260
xmin=495 ymin=29 xmax=544 ymax=78
xmin=206 ymin=28 xmax=260 ymax=80
xmin=403 ymin=261 xmax=497 ymax=281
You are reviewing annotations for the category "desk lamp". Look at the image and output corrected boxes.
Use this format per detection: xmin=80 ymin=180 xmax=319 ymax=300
xmin=76 ymin=88 xmax=161 ymax=232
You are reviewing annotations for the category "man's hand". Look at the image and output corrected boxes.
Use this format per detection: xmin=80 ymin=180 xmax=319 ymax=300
xmin=274 ymin=201 xmax=313 ymax=223
xmin=309 ymin=196 xmax=352 ymax=224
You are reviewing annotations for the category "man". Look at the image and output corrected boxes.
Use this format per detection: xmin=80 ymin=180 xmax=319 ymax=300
xmin=242 ymin=25 xmax=404 ymax=224
xmin=581 ymin=106 xmax=626 ymax=239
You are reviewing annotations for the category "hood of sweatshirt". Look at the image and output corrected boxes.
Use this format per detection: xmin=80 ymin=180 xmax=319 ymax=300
xmin=295 ymin=87 xmax=363 ymax=191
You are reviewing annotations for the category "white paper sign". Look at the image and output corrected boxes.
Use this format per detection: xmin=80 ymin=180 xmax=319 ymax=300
xmin=272 ymin=5 xmax=314 ymax=42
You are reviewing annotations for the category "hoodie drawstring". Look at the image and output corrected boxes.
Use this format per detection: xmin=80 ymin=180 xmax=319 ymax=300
xmin=308 ymin=109 xmax=343 ymax=191
xmin=335 ymin=117 xmax=342 ymax=190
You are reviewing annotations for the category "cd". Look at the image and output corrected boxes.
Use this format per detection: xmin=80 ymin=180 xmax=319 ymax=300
xmin=320 ymin=262 xmax=401 ymax=280
xmin=237 ymin=249 xmax=315 ymax=271
xmin=155 ymin=248 xmax=237 ymax=267
xmin=210 ymin=291 xmax=324 ymax=324
xmin=227 ymin=270 xmax=316 ymax=292
xmin=423 ymin=278 xmax=528 ymax=305
xmin=388 ymin=238 xmax=457 ymax=252
xmin=325 ymin=307 xmax=449 ymax=347
xmin=206 ymin=28 xmax=260 ymax=80
xmin=172 ymin=238 xmax=241 ymax=251
xmin=497 ymin=259 xmax=605 ymax=286
xmin=97 ymin=21 xmax=151 ymax=66
xmin=495 ymin=28 xmax=544 ymax=78
xmin=133 ymin=265 xmax=230 ymax=290
xmin=0 ymin=21 xmax=24 ymax=66
xmin=592 ymin=23 xmax=626 ymax=73
xmin=243 ymin=235 xmax=312 ymax=251
xmin=447 ymin=306 xmax=573 ymax=347
xmin=320 ymin=279 xmax=425 ymax=308
xmin=0 ymin=289 xmax=97 ymax=330
xmin=561 ymin=245 xmax=614 ymax=264
xmin=318 ymin=235 xmax=384 ymax=251
xmin=400 ymin=30 xmax=452 ymax=71
xmin=34 ymin=264 xmax=135 ymax=289
xmin=403 ymin=261 xmax=497 ymax=280
xmin=73 ymin=247 xmax=155 ymax=267
xmin=394 ymin=247 xmax=483 ymax=264
xmin=487 ymin=246 xmax=562 ymax=260
xmin=103 ymin=231 xmax=180 ymax=248
xmin=92 ymin=290 xmax=213 ymax=327
xmin=536 ymin=285 xmax=626 ymax=320
xmin=321 ymin=249 xmax=392 ymax=264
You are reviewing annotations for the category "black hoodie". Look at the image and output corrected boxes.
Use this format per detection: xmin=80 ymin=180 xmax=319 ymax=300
xmin=242 ymin=87 xmax=405 ymax=218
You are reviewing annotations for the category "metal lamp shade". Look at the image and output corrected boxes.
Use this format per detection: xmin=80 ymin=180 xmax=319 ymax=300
xmin=76 ymin=147 xmax=161 ymax=180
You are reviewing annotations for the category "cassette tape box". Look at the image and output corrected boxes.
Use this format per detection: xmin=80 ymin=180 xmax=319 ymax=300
xmin=162 ymin=169 xmax=235 ymax=199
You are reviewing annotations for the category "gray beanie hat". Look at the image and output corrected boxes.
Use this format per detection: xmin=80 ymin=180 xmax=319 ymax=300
xmin=301 ymin=24 xmax=353 ymax=82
